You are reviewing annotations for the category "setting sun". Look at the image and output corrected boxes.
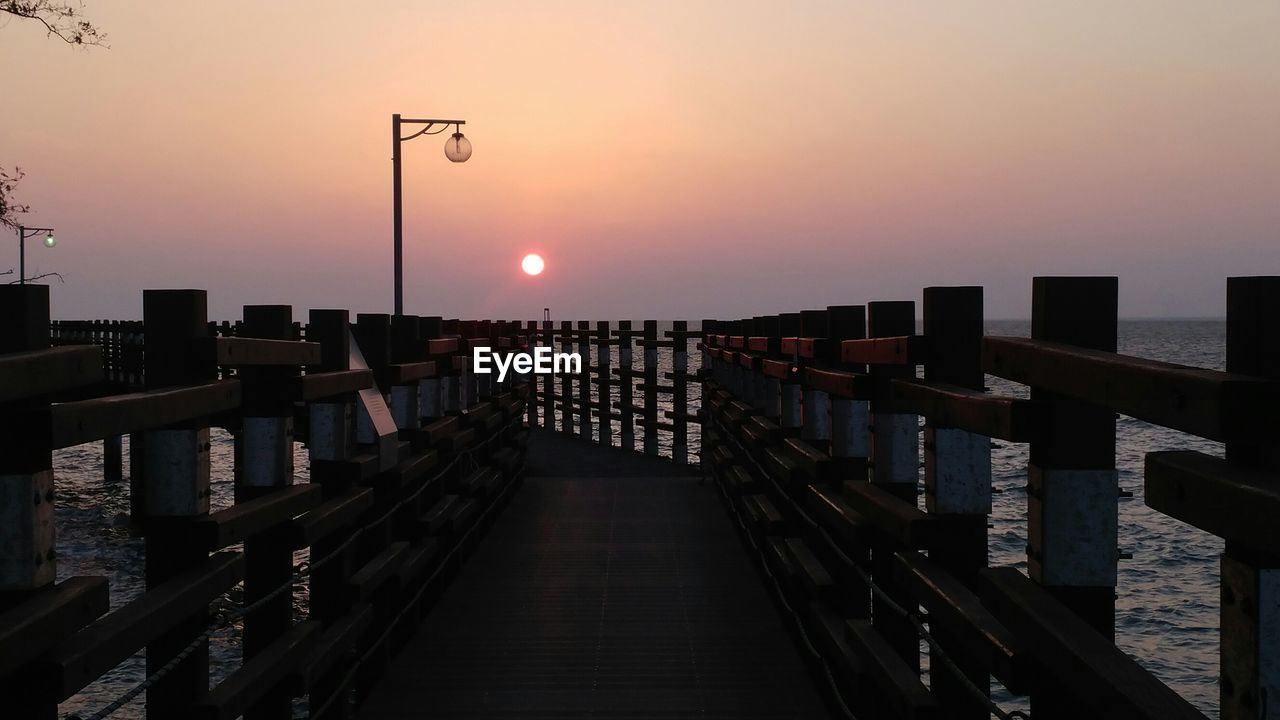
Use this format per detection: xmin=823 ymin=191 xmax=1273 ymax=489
xmin=521 ymin=253 xmax=545 ymax=276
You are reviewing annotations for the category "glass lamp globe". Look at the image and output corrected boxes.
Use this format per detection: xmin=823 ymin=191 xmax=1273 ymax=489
xmin=44 ymin=234 xmax=56 ymax=248
xmin=444 ymin=132 xmax=472 ymax=163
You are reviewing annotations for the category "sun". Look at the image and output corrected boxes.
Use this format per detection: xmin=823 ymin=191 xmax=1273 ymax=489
xmin=521 ymin=253 xmax=545 ymax=276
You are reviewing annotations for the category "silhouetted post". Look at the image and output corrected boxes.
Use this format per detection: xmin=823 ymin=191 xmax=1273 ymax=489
xmin=866 ymin=299 xmax=919 ymax=670
xmin=541 ymin=319 xmax=554 ymax=427
xmin=827 ymin=305 xmax=869 ymax=481
xmin=800 ymin=310 xmax=830 ymax=448
xmin=0 ymin=285 xmax=57 ymax=720
xmin=779 ymin=313 xmax=803 ymax=432
xmin=390 ymin=315 xmax=423 ymax=429
xmin=236 ymin=304 xmax=298 ymax=720
xmin=1222 ymin=276 xmax=1280 ymax=720
xmin=597 ymin=321 xmax=613 ymax=446
xmin=559 ymin=321 xmax=573 ymax=433
xmin=577 ymin=321 xmax=591 ymax=437
xmin=419 ymin=317 xmax=444 ymax=422
xmin=103 ymin=434 xmax=123 ymax=482
xmin=441 ymin=320 xmax=461 ymax=415
xmin=142 ymin=289 xmax=215 ymax=718
xmin=671 ymin=321 xmax=689 ymax=462
xmin=527 ymin=320 xmax=540 ymax=426
xmin=1027 ymin=277 xmax=1118 ymax=635
xmin=921 ymin=287 xmax=990 ymax=719
xmin=643 ymin=320 xmax=659 ymax=455
xmin=618 ymin=321 xmax=636 ymax=451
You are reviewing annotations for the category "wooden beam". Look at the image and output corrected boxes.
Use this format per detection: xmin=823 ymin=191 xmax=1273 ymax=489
xmin=187 ymin=485 xmax=322 ymax=550
xmin=50 ymin=380 xmax=242 ymax=448
xmin=890 ymin=379 xmax=1038 ymax=442
xmin=35 ymin=552 xmax=244 ymax=701
xmin=975 ymin=566 xmax=1206 ymax=720
xmin=0 ymin=577 xmax=108 ymax=676
xmin=840 ymin=481 xmax=937 ymax=549
xmin=893 ymin=552 xmax=1031 ymax=693
xmin=841 ymin=335 xmax=928 ymax=365
xmin=191 ymin=621 xmax=320 ymax=720
xmin=1146 ymin=450 xmax=1280 ymax=553
xmin=983 ymin=336 xmax=1279 ymax=443
xmin=212 ymin=337 xmax=321 ymax=366
xmin=0 ymin=347 xmax=103 ymax=403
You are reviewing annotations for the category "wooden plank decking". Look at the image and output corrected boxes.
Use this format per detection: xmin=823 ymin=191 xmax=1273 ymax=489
xmin=357 ymin=428 xmax=830 ymax=719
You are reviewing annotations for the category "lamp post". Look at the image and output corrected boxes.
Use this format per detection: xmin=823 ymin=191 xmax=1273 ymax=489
xmin=16 ymin=225 xmax=56 ymax=285
xmin=392 ymin=113 xmax=471 ymax=315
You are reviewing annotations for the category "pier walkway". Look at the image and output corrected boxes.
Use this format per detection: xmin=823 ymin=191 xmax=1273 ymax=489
xmin=357 ymin=428 xmax=829 ymax=718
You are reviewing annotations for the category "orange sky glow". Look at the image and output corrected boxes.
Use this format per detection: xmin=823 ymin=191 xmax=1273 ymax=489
xmin=2 ymin=1 xmax=1277 ymax=319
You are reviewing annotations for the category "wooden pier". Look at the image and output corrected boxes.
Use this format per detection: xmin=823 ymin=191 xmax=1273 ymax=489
xmin=1 ymin=276 xmax=1278 ymax=719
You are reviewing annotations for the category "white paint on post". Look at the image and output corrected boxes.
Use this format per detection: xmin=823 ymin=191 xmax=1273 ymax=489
xmin=441 ymin=375 xmax=458 ymax=414
xmin=238 ymin=417 xmax=294 ymax=488
xmin=0 ymin=471 xmax=55 ymax=589
xmin=924 ymin=427 xmax=991 ymax=515
xmin=419 ymin=378 xmax=441 ymax=420
xmin=872 ymin=414 xmax=919 ymax=486
xmin=830 ymin=398 xmax=870 ymax=458
xmin=309 ymin=402 xmax=351 ymax=461
xmin=1027 ymin=465 xmax=1119 ymax=587
xmin=802 ymin=389 xmax=831 ymax=442
xmin=390 ymin=384 xmax=420 ymax=429
xmin=143 ymin=428 xmax=211 ymax=516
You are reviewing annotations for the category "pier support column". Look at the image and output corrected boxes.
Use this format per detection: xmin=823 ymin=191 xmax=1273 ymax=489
xmin=643 ymin=320 xmax=659 ymax=456
xmin=141 ymin=289 xmax=215 ymax=719
xmin=598 ymin=321 xmax=614 ymax=447
xmin=235 ymin=305 xmax=298 ymax=720
xmin=921 ymin=287 xmax=992 ymax=719
xmin=0 ymin=286 xmax=57 ymax=720
xmin=619 ymin=321 xmax=636 ymax=451
xmin=867 ymin=300 xmax=920 ymax=670
xmin=103 ymin=434 xmax=124 ymax=482
xmin=672 ymin=321 xmax=688 ymax=462
xmin=1026 ymin=277 xmax=1118 ymax=720
xmin=1222 ymin=276 xmax=1280 ymax=720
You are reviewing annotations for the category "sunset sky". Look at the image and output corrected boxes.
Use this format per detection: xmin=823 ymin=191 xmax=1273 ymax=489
xmin=3 ymin=1 xmax=1277 ymax=320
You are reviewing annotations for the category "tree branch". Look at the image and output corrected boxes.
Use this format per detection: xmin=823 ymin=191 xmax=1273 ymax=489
xmin=1 ymin=1 xmax=107 ymax=47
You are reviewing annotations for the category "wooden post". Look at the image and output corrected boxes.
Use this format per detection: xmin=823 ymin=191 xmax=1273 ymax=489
xmin=671 ymin=321 xmax=689 ymax=463
xmin=559 ymin=321 xmax=573 ymax=433
xmin=643 ymin=320 xmax=659 ymax=456
xmin=618 ymin=321 xmax=636 ymax=451
xmin=827 ymin=305 xmax=869 ymax=482
xmin=304 ymin=309 xmax=357 ymax=720
xmin=866 ymin=299 xmax=919 ymax=669
xmin=1222 ymin=276 xmax=1280 ymax=720
xmin=0 ymin=285 xmax=57 ymax=720
xmin=577 ymin=321 xmax=591 ymax=437
xmin=779 ymin=313 xmax=802 ymax=433
xmin=390 ymin=314 xmax=423 ymax=430
xmin=236 ymin=304 xmax=297 ymax=720
xmin=103 ymin=435 xmax=124 ymax=482
xmin=921 ymin=287 xmax=990 ymax=719
xmin=800 ymin=310 xmax=830 ymax=449
xmin=541 ymin=319 xmax=554 ymax=428
xmin=1027 ymin=276 xmax=1118 ymax=642
xmin=597 ymin=321 xmax=613 ymax=447
xmin=527 ymin=320 xmax=540 ymax=426
xmin=142 ymin=289 xmax=215 ymax=718
xmin=419 ymin=316 xmax=444 ymax=423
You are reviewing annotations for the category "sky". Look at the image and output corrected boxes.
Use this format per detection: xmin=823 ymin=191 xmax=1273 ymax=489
xmin=2 ymin=1 xmax=1277 ymax=321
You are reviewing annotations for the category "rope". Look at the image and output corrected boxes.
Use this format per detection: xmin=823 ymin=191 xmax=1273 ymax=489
xmin=69 ymin=413 xmax=524 ymax=720
xmin=710 ymin=410 xmax=1031 ymax=720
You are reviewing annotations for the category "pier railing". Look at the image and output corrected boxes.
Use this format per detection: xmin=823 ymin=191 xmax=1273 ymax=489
xmin=696 ymin=277 xmax=1277 ymax=720
xmin=1 ymin=287 xmax=532 ymax=719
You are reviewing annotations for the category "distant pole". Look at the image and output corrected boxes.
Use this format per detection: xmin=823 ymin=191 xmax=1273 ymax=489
xmin=392 ymin=114 xmax=403 ymax=315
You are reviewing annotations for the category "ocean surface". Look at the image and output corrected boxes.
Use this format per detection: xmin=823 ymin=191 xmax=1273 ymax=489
xmin=52 ymin=320 xmax=1225 ymax=718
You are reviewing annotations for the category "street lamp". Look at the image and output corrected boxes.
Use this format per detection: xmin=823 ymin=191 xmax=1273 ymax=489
xmin=16 ymin=225 xmax=56 ymax=285
xmin=392 ymin=113 xmax=470 ymax=315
